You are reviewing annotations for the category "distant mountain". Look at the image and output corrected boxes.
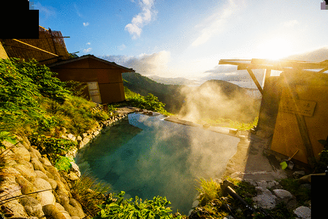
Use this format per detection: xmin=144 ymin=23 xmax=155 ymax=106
xmin=148 ymin=75 xmax=199 ymax=86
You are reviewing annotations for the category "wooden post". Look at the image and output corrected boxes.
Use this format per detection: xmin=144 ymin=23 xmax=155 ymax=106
xmin=246 ymin=68 xmax=263 ymax=95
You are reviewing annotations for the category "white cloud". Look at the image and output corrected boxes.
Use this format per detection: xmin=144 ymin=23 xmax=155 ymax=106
xmin=74 ymin=3 xmax=82 ymax=17
xmin=86 ymin=42 xmax=91 ymax=45
xmin=191 ymin=0 xmax=243 ymax=47
xmin=117 ymin=44 xmax=126 ymax=50
xmin=83 ymin=22 xmax=89 ymax=27
xmin=83 ymin=48 xmax=92 ymax=53
xmin=101 ymin=51 xmax=171 ymax=76
xmin=125 ymin=0 xmax=157 ymax=39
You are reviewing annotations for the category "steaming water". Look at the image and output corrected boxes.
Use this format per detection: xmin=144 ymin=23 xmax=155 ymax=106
xmin=76 ymin=113 xmax=239 ymax=214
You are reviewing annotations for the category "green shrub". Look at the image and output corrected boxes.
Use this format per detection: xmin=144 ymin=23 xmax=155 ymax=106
xmin=196 ymin=178 xmax=221 ymax=206
xmin=125 ymin=87 xmax=170 ymax=115
xmin=55 ymin=156 xmax=73 ymax=172
xmin=96 ymin=191 xmax=182 ymax=219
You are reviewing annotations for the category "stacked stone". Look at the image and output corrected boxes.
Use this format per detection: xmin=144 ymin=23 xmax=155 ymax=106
xmin=0 ymin=136 xmax=85 ymax=219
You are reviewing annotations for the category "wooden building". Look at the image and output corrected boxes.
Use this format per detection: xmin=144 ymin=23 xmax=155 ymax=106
xmin=49 ymin=55 xmax=135 ymax=104
xmin=219 ymin=59 xmax=328 ymax=167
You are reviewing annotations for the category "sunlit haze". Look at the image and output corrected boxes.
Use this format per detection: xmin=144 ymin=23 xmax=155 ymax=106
xmin=36 ymin=0 xmax=328 ymax=83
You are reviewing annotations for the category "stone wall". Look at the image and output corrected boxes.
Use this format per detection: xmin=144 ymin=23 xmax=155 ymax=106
xmin=0 ymin=113 xmax=129 ymax=218
xmin=0 ymin=136 xmax=84 ymax=218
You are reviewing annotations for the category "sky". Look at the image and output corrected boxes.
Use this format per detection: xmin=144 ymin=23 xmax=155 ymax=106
xmin=34 ymin=0 xmax=328 ymax=82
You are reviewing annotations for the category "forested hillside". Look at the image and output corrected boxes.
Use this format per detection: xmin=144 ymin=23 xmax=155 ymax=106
xmin=122 ymin=73 xmax=186 ymax=113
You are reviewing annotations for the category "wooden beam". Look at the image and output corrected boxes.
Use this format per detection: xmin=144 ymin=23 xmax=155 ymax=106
xmin=246 ymin=68 xmax=263 ymax=95
xmin=12 ymin=39 xmax=59 ymax=57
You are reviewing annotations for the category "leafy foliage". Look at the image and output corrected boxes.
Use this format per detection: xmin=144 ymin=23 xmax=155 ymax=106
xmin=0 ymin=58 xmax=70 ymax=133
xmin=96 ymin=191 xmax=182 ymax=219
xmin=29 ymin=133 xmax=77 ymax=163
xmin=55 ymin=156 xmax=73 ymax=172
xmin=124 ymin=87 xmax=170 ymax=115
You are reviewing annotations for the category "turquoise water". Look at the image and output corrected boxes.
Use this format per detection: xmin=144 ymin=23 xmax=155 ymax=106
xmin=76 ymin=113 xmax=239 ymax=214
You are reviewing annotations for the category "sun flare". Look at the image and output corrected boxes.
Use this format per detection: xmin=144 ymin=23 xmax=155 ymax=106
xmin=256 ymin=38 xmax=293 ymax=60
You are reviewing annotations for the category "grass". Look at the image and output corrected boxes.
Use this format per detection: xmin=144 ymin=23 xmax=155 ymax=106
xmin=71 ymin=174 xmax=111 ymax=217
xmin=196 ymin=178 xmax=221 ymax=206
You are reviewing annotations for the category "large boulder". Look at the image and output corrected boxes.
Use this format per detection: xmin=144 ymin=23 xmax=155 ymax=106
xmin=252 ymin=187 xmax=277 ymax=209
xmin=293 ymin=206 xmax=311 ymax=219
xmin=11 ymin=143 xmax=31 ymax=162
xmin=15 ymin=175 xmax=38 ymax=198
xmin=31 ymin=157 xmax=46 ymax=172
xmin=33 ymin=178 xmax=55 ymax=206
xmin=43 ymin=204 xmax=67 ymax=219
xmin=14 ymin=163 xmax=36 ymax=182
xmin=20 ymin=196 xmax=44 ymax=217
xmin=273 ymin=189 xmax=297 ymax=209
xmin=63 ymin=198 xmax=85 ymax=218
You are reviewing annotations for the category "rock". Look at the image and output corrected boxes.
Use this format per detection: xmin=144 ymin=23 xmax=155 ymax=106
xmin=66 ymin=198 xmax=85 ymax=218
xmin=43 ymin=204 xmax=67 ymax=219
xmin=45 ymin=165 xmax=62 ymax=181
xmin=31 ymin=157 xmax=46 ymax=172
xmin=76 ymin=136 xmax=82 ymax=142
xmin=68 ymin=172 xmax=79 ymax=181
xmin=81 ymin=137 xmax=91 ymax=147
xmin=70 ymin=162 xmax=81 ymax=177
xmin=273 ymin=189 xmax=293 ymax=200
xmin=35 ymin=170 xmax=49 ymax=180
xmin=34 ymin=178 xmax=53 ymax=190
xmin=41 ymin=157 xmax=53 ymax=166
xmin=293 ymin=171 xmax=306 ymax=179
xmin=48 ymin=178 xmax=58 ymax=190
xmin=252 ymin=187 xmax=277 ymax=209
xmin=15 ymin=175 xmax=38 ymax=197
xmin=20 ymin=196 xmax=44 ymax=217
xmin=33 ymin=178 xmax=55 ymax=206
xmin=67 ymin=133 xmax=76 ymax=141
xmin=11 ymin=143 xmax=31 ymax=161
xmin=14 ymin=163 xmax=36 ymax=182
xmin=273 ymin=189 xmax=297 ymax=209
xmin=256 ymin=180 xmax=279 ymax=189
xmin=56 ymin=203 xmax=72 ymax=219
xmin=16 ymin=135 xmax=31 ymax=150
xmin=293 ymin=206 xmax=311 ymax=219
xmin=29 ymin=147 xmax=42 ymax=159
xmin=2 ymin=200 xmax=29 ymax=217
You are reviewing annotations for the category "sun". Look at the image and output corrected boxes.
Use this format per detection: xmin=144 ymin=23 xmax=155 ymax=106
xmin=256 ymin=37 xmax=293 ymax=60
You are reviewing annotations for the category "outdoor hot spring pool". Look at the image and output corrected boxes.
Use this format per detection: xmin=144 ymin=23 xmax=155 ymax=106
xmin=75 ymin=113 xmax=240 ymax=214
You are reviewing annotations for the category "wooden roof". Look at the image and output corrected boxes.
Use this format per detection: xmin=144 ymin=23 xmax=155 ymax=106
xmin=1 ymin=26 xmax=71 ymax=65
xmin=48 ymin=54 xmax=135 ymax=72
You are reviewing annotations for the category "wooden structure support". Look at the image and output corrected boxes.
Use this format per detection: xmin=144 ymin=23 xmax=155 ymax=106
xmin=12 ymin=39 xmax=59 ymax=57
